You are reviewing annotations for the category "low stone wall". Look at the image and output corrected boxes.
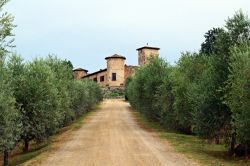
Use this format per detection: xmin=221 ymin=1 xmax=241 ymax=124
xmin=102 ymin=87 xmax=125 ymax=99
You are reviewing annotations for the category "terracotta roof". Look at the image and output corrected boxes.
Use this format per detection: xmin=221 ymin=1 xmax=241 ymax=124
xmin=82 ymin=68 xmax=107 ymax=78
xmin=136 ymin=46 xmax=160 ymax=51
xmin=105 ymin=54 xmax=126 ymax=60
xmin=73 ymin=68 xmax=88 ymax=72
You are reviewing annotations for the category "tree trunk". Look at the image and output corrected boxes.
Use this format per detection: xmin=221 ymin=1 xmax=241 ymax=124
xmin=215 ymin=136 xmax=220 ymax=144
xmin=230 ymin=132 xmax=236 ymax=153
xmin=3 ymin=149 xmax=9 ymax=166
xmin=245 ymin=145 xmax=248 ymax=158
xmin=23 ymin=139 xmax=29 ymax=152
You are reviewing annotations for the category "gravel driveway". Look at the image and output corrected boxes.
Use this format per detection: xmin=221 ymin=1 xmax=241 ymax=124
xmin=29 ymin=99 xmax=199 ymax=166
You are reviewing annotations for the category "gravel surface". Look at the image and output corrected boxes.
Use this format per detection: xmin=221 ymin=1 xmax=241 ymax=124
xmin=31 ymin=99 xmax=199 ymax=166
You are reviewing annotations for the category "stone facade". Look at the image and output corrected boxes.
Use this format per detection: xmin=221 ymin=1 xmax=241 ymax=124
xmin=73 ymin=45 xmax=160 ymax=87
xmin=73 ymin=68 xmax=88 ymax=80
xmin=106 ymin=55 xmax=126 ymax=87
xmin=86 ymin=69 xmax=107 ymax=87
xmin=137 ymin=46 xmax=160 ymax=66
xmin=124 ymin=65 xmax=137 ymax=81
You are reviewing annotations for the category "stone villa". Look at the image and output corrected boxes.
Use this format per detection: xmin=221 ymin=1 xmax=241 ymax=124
xmin=73 ymin=45 xmax=160 ymax=88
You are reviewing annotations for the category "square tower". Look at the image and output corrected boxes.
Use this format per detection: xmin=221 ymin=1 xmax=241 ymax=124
xmin=137 ymin=45 xmax=160 ymax=66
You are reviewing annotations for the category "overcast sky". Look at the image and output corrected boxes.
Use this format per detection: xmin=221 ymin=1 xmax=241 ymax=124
xmin=5 ymin=0 xmax=250 ymax=72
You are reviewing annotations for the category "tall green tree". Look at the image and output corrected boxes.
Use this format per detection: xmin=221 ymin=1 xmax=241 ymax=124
xmin=17 ymin=59 xmax=59 ymax=152
xmin=195 ymin=10 xmax=250 ymax=143
xmin=172 ymin=52 xmax=208 ymax=134
xmin=226 ymin=42 xmax=250 ymax=154
xmin=127 ymin=58 xmax=175 ymax=127
xmin=201 ymin=28 xmax=224 ymax=55
xmin=226 ymin=10 xmax=250 ymax=43
xmin=45 ymin=56 xmax=74 ymax=126
xmin=0 ymin=0 xmax=15 ymax=57
xmin=0 ymin=1 xmax=21 ymax=165
xmin=0 ymin=61 xmax=21 ymax=166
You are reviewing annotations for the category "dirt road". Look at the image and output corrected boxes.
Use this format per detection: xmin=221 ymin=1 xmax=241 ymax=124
xmin=33 ymin=99 xmax=198 ymax=166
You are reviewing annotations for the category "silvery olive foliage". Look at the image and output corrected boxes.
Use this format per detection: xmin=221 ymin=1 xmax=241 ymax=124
xmin=0 ymin=2 xmax=103 ymax=162
xmin=126 ymin=10 xmax=250 ymax=155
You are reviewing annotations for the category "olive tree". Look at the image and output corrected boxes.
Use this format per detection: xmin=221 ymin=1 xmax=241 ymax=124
xmin=0 ymin=1 xmax=21 ymax=165
xmin=45 ymin=56 xmax=74 ymax=126
xmin=126 ymin=58 xmax=175 ymax=127
xmin=172 ymin=53 xmax=205 ymax=134
xmin=226 ymin=42 xmax=250 ymax=154
xmin=0 ymin=0 xmax=15 ymax=57
xmin=0 ymin=56 xmax=21 ymax=166
xmin=0 ymin=62 xmax=20 ymax=166
xmin=17 ymin=59 xmax=59 ymax=152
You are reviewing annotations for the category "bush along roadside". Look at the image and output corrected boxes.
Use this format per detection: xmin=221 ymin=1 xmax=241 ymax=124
xmin=0 ymin=1 xmax=103 ymax=164
xmin=0 ymin=54 xmax=103 ymax=166
xmin=126 ymin=10 xmax=250 ymax=158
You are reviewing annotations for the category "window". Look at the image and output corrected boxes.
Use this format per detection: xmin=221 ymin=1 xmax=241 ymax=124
xmin=112 ymin=73 xmax=116 ymax=81
xmin=93 ymin=78 xmax=97 ymax=82
xmin=100 ymin=76 xmax=105 ymax=82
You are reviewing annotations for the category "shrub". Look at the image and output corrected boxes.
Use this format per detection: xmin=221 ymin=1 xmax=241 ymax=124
xmin=6 ymin=55 xmax=103 ymax=153
xmin=127 ymin=58 xmax=175 ymax=127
